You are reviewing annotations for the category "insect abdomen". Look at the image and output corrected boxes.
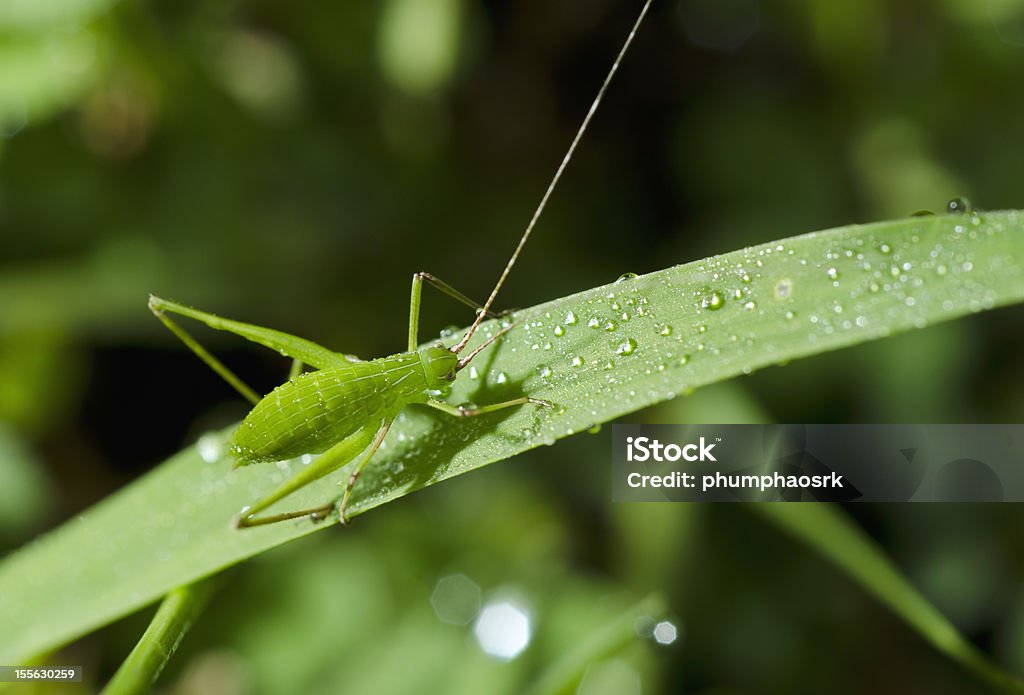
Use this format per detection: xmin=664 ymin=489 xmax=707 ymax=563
xmin=230 ymin=352 xmax=427 ymax=464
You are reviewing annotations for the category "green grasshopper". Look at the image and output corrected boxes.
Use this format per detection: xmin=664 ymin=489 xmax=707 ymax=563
xmin=149 ymin=0 xmax=653 ymax=529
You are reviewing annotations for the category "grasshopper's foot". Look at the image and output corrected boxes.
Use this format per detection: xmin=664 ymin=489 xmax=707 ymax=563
xmin=529 ymin=397 xmax=553 ymax=408
xmin=310 ymin=509 xmax=331 ymax=524
xmin=336 ymin=505 xmax=352 ymax=527
xmin=231 ymin=507 xmax=252 ymax=530
xmin=306 ymin=502 xmax=337 ymax=525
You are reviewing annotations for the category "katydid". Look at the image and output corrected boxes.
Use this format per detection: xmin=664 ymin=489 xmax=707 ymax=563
xmin=149 ymin=0 xmax=653 ymax=529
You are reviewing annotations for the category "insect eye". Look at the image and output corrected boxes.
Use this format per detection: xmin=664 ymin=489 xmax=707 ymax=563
xmin=446 ymin=370 xmax=457 ymax=381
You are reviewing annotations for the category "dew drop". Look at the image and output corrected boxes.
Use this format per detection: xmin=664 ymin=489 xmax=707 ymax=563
xmin=588 ymin=317 xmax=601 ymax=329
xmin=604 ymin=321 xmax=618 ymax=332
xmin=468 ymin=366 xmax=480 ymax=380
xmin=587 ymin=423 xmax=602 ymax=434
xmin=616 ymin=337 xmax=638 ymax=356
xmin=678 ymin=354 xmax=690 ymax=366
xmin=537 ymin=364 xmax=553 ymax=379
xmin=553 ymin=325 xmax=566 ymax=337
xmin=826 ymin=267 xmax=839 ymax=281
xmin=946 ymin=197 xmax=972 ymax=214
xmin=564 ymin=311 xmax=578 ymax=325
xmin=615 ymin=272 xmax=638 ymax=284
xmin=774 ymin=278 xmax=793 ymax=299
xmin=658 ymin=323 xmax=673 ymax=336
xmin=701 ymin=290 xmax=726 ymax=311
xmin=494 ymin=371 xmax=509 ymax=384
xmin=571 ymin=355 xmax=585 ymax=368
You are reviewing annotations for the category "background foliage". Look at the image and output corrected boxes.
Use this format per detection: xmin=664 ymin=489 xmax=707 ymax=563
xmin=2 ymin=0 xmax=1024 ymax=692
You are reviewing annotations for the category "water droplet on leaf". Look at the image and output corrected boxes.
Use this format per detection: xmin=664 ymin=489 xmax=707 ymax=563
xmin=616 ymin=338 xmax=638 ymax=356
xmin=946 ymin=197 xmax=972 ymax=214
xmin=701 ymin=290 xmax=725 ymax=311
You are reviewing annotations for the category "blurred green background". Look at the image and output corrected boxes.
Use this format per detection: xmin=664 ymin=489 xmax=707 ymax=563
xmin=2 ymin=0 xmax=1024 ymax=692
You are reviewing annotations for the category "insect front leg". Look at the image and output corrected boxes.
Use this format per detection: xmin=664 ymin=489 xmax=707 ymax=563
xmin=407 ymin=272 xmax=509 ymax=351
xmin=426 ymin=396 xmax=552 ymax=419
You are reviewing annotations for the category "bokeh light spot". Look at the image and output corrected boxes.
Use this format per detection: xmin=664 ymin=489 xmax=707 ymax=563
xmin=653 ymin=620 xmax=679 ymax=645
xmin=430 ymin=573 xmax=481 ymax=626
xmin=473 ymin=598 xmax=532 ymax=660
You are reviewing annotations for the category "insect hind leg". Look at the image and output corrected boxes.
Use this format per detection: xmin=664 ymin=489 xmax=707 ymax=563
xmin=150 ymin=296 xmax=262 ymax=405
xmin=233 ymin=418 xmax=394 ymax=529
xmin=233 ymin=424 xmax=379 ymax=529
xmin=150 ymin=295 xmax=355 ymax=369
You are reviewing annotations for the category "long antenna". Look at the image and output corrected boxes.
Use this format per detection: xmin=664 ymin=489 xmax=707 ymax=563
xmin=453 ymin=0 xmax=655 ymax=355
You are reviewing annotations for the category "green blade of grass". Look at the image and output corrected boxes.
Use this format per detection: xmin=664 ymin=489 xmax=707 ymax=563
xmin=100 ymin=578 xmax=217 ymax=695
xmin=757 ymin=506 xmax=1024 ymax=693
xmin=1 ymin=211 xmax=1022 ymax=671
